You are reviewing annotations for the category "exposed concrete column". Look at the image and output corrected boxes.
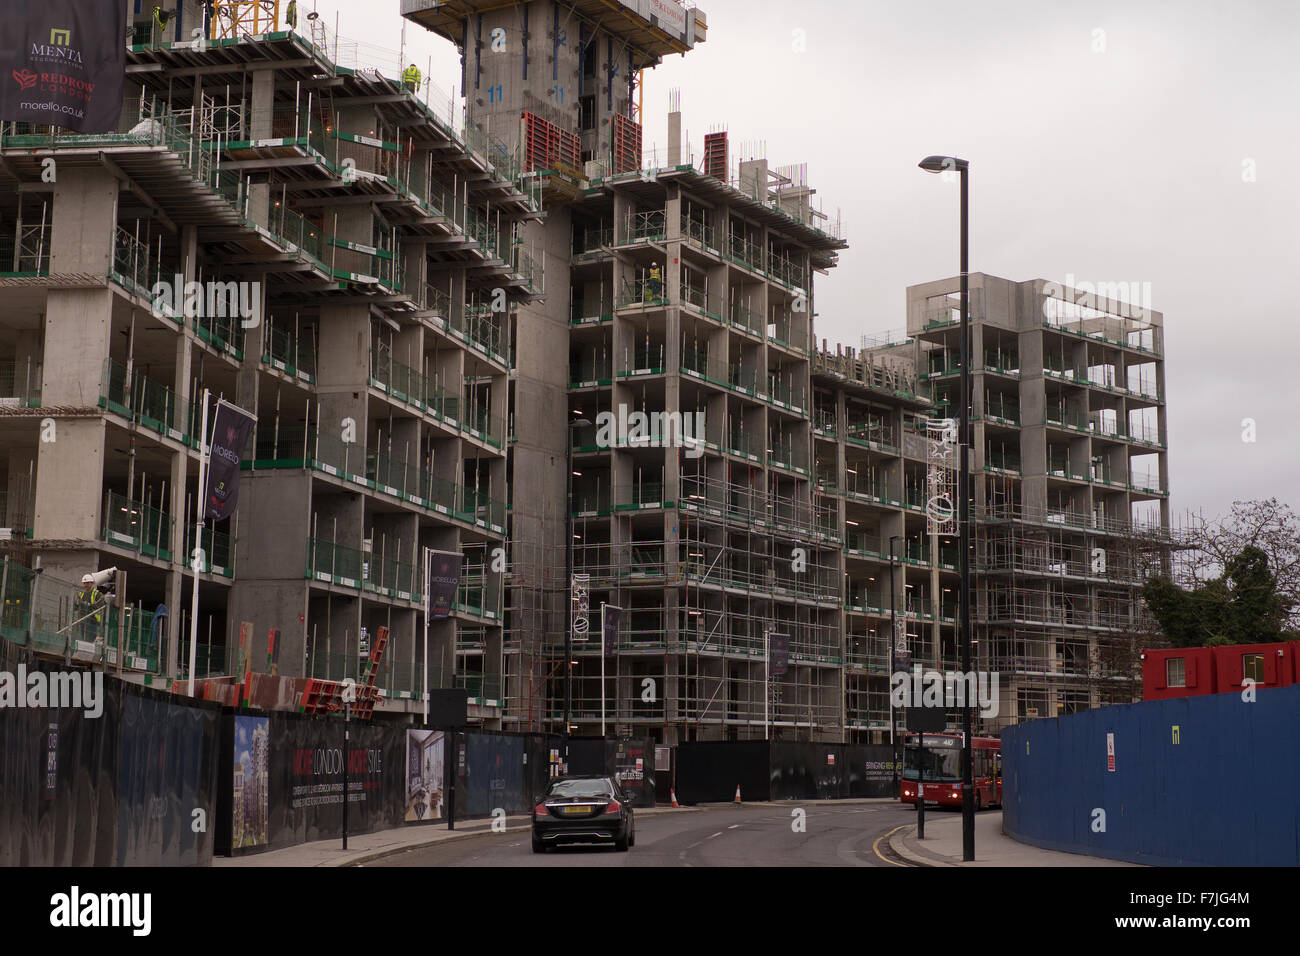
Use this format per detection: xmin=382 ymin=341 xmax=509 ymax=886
xmin=1018 ymin=316 xmax=1047 ymax=517
xmin=667 ymin=110 xmax=682 ymax=166
xmin=402 ymin=238 xmax=427 ymax=307
xmin=246 ymin=69 xmax=275 ymax=228
xmin=229 ymin=469 xmax=312 ymax=677
xmin=316 ymin=302 xmax=371 ymax=462
xmin=310 ymin=300 xmax=372 ymax=678
xmin=738 ymin=158 xmax=767 ymax=203
xmin=34 ymin=168 xmax=119 ymax=580
xmin=236 ymin=271 xmax=266 ymax=414
xmin=164 ymin=225 xmax=199 ymax=677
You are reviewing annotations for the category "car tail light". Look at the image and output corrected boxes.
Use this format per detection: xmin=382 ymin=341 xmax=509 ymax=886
xmin=605 ymin=800 xmax=622 ymax=814
xmin=534 ymin=803 xmax=547 ymax=816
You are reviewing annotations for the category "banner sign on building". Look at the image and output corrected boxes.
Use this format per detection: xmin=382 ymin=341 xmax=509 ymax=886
xmin=204 ymin=399 xmax=257 ymax=521
xmin=572 ymin=572 xmax=590 ymax=641
xmin=427 ymin=550 xmax=462 ymax=618
xmin=770 ymin=633 xmax=790 ymax=677
xmin=603 ymin=604 xmax=622 ymax=658
xmin=894 ymin=613 xmax=909 ymax=671
xmin=0 ymin=0 xmax=127 ymax=133
xmin=638 ymin=0 xmax=688 ymax=37
xmin=925 ymin=417 xmax=958 ymax=535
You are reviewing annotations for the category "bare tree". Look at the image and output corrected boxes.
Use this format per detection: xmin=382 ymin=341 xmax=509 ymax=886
xmin=1177 ymin=498 xmax=1300 ymax=632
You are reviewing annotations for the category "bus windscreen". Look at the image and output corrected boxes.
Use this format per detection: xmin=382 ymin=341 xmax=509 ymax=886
xmin=903 ymin=737 xmax=963 ymax=782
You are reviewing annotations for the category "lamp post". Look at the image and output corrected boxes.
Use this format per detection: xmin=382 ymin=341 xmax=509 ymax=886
xmin=889 ymin=534 xmax=902 ymax=791
xmin=564 ymin=416 xmax=591 ymax=767
xmin=918 ymin=154 xmax=974 ymax=862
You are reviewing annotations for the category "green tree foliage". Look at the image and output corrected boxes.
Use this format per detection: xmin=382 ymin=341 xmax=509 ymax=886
xmin=1143 ymin=544 xmax=1290 ymax=647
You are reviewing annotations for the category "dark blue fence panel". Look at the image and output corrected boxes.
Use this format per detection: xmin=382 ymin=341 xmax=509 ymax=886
xmin=1003 ymin=684 xmax=1300 ymax=866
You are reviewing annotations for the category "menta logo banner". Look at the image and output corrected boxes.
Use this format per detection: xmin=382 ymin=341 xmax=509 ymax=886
xmin=0 ymin=0 xmax=125 ymax=133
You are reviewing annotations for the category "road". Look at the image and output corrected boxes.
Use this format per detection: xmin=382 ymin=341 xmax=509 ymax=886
xmin=374 ymin=801 xmax=921 ymax=867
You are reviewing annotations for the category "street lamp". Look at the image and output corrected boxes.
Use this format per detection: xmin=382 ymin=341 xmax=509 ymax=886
xmin=918 ymin=154 xmax=975 ymax=862
xmin=889 ymin=534 xmax=902 ymax=792
xmin=564 ymin=416 xmax=592 ymax=764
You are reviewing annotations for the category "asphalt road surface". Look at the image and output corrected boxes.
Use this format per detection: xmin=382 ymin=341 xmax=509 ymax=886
xmin=374 ymin=801 xmax=922 ymax=867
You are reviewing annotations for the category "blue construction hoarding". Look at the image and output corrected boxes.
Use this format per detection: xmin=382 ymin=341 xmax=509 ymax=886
xmin=1002 ymin=683 xmax=1300 ymax=866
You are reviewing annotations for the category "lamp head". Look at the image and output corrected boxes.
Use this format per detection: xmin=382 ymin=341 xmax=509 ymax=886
xmin=918 ymin=155 xmax=969 ymax=174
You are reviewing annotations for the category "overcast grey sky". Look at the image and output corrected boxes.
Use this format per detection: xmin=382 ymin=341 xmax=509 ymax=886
xmin=310 ymin=0 xmax=1299 ymax=525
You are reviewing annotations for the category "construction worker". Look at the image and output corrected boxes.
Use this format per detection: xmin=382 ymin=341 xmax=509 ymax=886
xmin=285 ymin=0 xmax=298 ymax=29
xmin=153 ymin=5 xmax=173 ymax=41
xmin=76 ymin=575 xmax=104 ymax=644
xmin=403 ymin=63 xmax=422 ymax=94
xmin=647 ymin=262 xmax=663 ymax=301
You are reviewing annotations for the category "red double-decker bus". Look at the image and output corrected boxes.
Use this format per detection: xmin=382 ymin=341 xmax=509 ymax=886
xmin=900 ymin=733 xmax=1002 ymax=810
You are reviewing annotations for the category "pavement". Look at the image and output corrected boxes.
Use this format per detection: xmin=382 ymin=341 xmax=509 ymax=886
xmin=212 ymin=804 xmax=705 ymax=868
xmin=888 ymin=809 xmax=1139 ymax=867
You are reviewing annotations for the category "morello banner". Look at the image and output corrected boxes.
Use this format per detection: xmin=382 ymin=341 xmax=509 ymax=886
xmin=0 ymin=0 xmax=126 ymax=133
xmin=204 ymin=399 xmax=257 ymax=521
xmin=603 ymin=604 xmax=622 ymax=658
xmin=770 ymin=632 xmax=790 ymax=677
xmin=427 ymin=550 xmax=462 ymax=618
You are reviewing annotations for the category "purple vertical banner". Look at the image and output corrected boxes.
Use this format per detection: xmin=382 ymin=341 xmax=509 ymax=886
xmin=204 ymin=399 xmax=257 ymax=521
xmin=43 ymin=722 xmax=58 ymax=801
xmin=0 ymin=0 xmax=126 ymax=134
xmin=603 ymin=604 xmax=622 ymax=658
xmin=770 ymin=633 xmax=790 ymax=677
xmin=427 ymin=550 xmax=462 ymax=618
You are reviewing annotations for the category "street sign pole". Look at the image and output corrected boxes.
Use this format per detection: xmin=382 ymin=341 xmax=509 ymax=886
xmin=916 ymin=731 xmax=925 ymax=839
xmin=600 ymin=601 xmax=606 ymax=737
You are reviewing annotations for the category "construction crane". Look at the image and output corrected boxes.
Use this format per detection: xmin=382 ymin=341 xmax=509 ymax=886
xmin=212 ymin=1 xmax=284 ymax=40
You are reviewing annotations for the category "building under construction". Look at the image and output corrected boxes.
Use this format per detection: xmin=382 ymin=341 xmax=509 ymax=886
xmin=0 ymin=0 xmax=540 ymax=721
xmin=904 ymin=273 xmax=1173 ymax=730
xmin=0 ymin=1 xmax=1174 ymax=744
xmin=403 ymin=0 xmax=861 ymax=743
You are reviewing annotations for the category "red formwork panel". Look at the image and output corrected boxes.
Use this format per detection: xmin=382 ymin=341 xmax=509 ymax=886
xmin=703 ymin=130 xmax=727 ymax=179
xmin=522 ymin=110 xmax=580 ymax=173
xmin=1141 ymin=646 xmax=1215 ymax=700
xmin=612 ymin=114 xmax=642 ymax=173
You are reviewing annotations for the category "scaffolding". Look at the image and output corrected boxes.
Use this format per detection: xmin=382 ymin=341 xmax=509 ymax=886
xmin=973 ymin=490 xmax=1171 ymax=730
xmin=503 ymin=537 xmax=566 ymax=732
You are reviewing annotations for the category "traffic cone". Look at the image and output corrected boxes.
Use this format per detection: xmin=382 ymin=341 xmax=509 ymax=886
xmin=733 ymin=785 xmax=742 ymax=804
xmin=670 ymin=788 xmax=679 ymax=808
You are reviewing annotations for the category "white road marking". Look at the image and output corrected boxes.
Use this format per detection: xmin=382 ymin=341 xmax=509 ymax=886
xmin=707 ymin=831 xmax=722 ymax=839
xmin=727 ymin=824 xmax=741 ymax=829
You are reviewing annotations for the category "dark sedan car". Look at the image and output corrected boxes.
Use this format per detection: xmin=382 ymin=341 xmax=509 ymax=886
xmin=532 ymin=776 xmax=635 ymax=852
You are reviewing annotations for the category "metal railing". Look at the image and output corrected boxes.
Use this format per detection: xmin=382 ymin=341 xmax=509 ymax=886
xmin=622 ymin=210 xmax=667 ymax=244
xmin=102 ymin=491 xmax=174 ymax=562
xmin=100 ymin=357 xmax=196 ymax=443
xmin=262 ymin=322 xmax=316 ymax=380
xmin=0 ymin=359 xmax=41 ymax=406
